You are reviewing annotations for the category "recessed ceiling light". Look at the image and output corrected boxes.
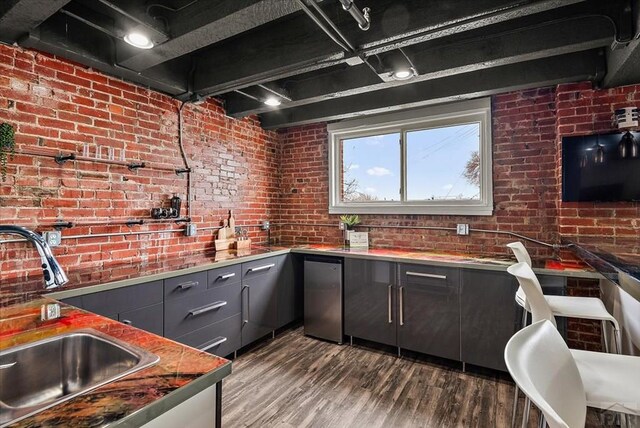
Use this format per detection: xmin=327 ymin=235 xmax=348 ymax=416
xmin=124 ymin=33 xmax=154 ymax=49
xmin=264 ymin=97 xmax=281 ymax=106
xmin=391 ymin=68 xmax=415 ymax=80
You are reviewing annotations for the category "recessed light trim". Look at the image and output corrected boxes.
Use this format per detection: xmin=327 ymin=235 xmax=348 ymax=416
xmin=124 ymin=33 xmax=154 ymax=49
xmin=391 ymin=68 xmax=415 ymax=81
xmin=264 ymin=97 xmax=281 ymax=106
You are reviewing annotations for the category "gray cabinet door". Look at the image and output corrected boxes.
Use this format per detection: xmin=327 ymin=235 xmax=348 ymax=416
xmin=460 ymin=269 xmax=518 ymax=371
xmin=344 ymin=258 xmax=397 ymax=347
xmin=398 ymin=264 xmax=460 ymax=361
xmin=119 ymin=303 xmax=164 ymax=336
xmin=241 ymin=258 xmax=279 ymax=347
xmin=277 ymin=254 xmax=300 ymax=329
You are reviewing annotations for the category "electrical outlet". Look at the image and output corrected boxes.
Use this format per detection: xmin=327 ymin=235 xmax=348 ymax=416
xmin=339 ymin=222 xmax=345 ymax=230
xmin=456 ymin=224 xmax=469 ymax=235
xmin=261 ymin=221 xmax=270 ymax=231
xmin=43 ymin=231 xmax=62 ymax=247
xmin=184 ymin=224 xmax=197 ymax=237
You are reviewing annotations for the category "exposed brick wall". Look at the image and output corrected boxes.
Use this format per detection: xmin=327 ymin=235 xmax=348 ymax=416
xmin=565 ymin=277 xmax=603 ymax=352
xmin=556 ymin=82 xmax=640 ymax=253
xmin=278 ymin=88 xmax=561 ymax=260
xmin=0 ymin=44 xmax=279 ymax=289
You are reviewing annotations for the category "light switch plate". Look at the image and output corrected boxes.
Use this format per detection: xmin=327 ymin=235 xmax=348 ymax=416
xmin=43 ymin=231 xmax=62 ymax=247
xmin=456 ymin=224 xmax=469 ymax=235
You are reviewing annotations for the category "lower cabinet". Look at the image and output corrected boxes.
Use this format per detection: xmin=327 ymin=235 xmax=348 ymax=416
xmin=240 ymin=257 xmax=280 ymax=347
xmin=398 ymin=264 xmax=460 ymax=361
xmin=460 ymin=269 xmax=519 ymax=371
xmin=60 ymin=254 xmax=299 ymax=358
xmin=344 ymin=258 xmax=397 ymax=347
xmin=62 ymin=280 xmax=164 ymax=336
xmin=460 ymin=269 xmax=567 ymax=371
xmin=119 ymin=303 xmax=164 ymax=336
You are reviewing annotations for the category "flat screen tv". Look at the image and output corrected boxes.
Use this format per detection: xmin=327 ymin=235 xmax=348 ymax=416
xmin=562 ymin=131 xmax=640 ymax=202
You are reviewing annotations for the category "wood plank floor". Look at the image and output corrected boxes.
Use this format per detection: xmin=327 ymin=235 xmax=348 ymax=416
xmin=222 ymin=327 xmax=613 ymax=428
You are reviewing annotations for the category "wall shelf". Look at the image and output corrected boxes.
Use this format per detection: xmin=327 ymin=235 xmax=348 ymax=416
xmin=16 ymin=148 xmax=190 ymax=176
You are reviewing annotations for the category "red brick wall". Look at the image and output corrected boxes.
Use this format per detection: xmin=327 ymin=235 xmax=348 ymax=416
xmin=0 ymin=44 xmax=279 ymax=288
xmin=278 ymin=88 xmax=561 ymax=260
xmin=556 ymin=82 xmax=640 ymax=252
xmin=277 ymin=84 xmax=640 ymax=259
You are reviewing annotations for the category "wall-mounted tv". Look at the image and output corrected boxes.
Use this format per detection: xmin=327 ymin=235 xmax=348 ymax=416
xmin=562 ymin=131 xmax=640 ymax=202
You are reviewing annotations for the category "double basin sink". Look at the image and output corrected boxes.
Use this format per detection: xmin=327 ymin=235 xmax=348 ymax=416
xmin=0 ymin=329 xmax=159 ymax=426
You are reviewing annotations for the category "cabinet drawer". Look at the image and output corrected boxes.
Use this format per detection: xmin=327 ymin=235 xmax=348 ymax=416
xmin=400 ymin=264 xmax=459 ymax=290
xmin=119 ymin=303 xmax=164 ymax=336
xmin=208 ymin=264 xmax=242 ymax=289
xmin=82 ymin=281 xmax=163 ymax=316
xmin=165 ymin=283 xmax=241 ymax=339
xmin=174 ymin=314 xmax=241 ymax=358
xmin=164 ymin=271 xmax=208 ymax=300
xmin=242 ymin=257 xmax=279 ymax=280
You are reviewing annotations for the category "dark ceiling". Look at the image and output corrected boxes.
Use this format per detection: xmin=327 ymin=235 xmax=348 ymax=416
xmin=1 ymin=0 xmax=639 ymax=129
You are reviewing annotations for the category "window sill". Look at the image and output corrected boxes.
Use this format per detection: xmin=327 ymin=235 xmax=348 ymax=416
xmin=328 ymin=204 xmax=494 ymax=216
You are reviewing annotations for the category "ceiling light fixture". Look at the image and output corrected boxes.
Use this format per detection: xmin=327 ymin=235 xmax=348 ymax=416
xmin=391 ymin=68 xmax=415 ymax=81
xmin=124 ymin=32 xmax=154 ymax=49
xmin=264 ymin=97 xmax=281 ymax=107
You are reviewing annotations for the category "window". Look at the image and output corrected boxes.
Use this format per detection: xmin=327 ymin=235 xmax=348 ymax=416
xmin=328 ymin=98 xmax=492 ymax=215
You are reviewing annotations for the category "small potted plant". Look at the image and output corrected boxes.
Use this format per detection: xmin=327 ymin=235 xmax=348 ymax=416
xmin=0 ymin=123 xmax=16 ymax=181
xmin=340 ymin=214 xmax=360 ymax=245
xmin=340 ymin=214 xmax=360 ymax=230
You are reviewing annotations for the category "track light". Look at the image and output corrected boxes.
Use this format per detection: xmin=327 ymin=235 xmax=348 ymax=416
xmin=124 ymin=32 xmax=154 ymax=49
xmin=264 ymin=97 xmax=281 ymax=107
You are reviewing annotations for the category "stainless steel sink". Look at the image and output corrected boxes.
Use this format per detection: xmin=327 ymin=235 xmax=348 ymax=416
xmin=0 ymin=329 xmax=159 ymax=426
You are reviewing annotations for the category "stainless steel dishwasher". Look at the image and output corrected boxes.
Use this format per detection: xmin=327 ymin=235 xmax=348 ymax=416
xmin=304 ymin=257 xmax=343 ymax=344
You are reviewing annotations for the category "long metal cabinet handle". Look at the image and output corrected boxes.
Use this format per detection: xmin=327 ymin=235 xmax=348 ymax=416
xmin=248 ymin=263 xmax=275 ymax=273
xmin=218 ymin=273 xmax=236 ymax=280
xmin=242 ymin=285 xmax=249 ymax=325
xmin=399 ymin=286 xmax=404 ymax=326
xmin=188 ymin=301 xmax=227 ymax=316
xmin=200 ymin=336 xmax=227 ymax=352
xmin=177 ymin=280 xmax=199 ymax=290
xmin=406 ymin=271 xmax=447 ymax=280
xmin=388 ymin=285 xmax=393 ymax=323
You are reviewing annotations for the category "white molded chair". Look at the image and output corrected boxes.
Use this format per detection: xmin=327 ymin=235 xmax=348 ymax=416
xmin=506 ymin=242 xmax=621 ymax=355
xmin=507 ymin=243 xmax=624 ymax=427
xmin=508 ymin=262 xmax=640 ymax=426
xmin=505 ymin=320 xmax=587 ymax=428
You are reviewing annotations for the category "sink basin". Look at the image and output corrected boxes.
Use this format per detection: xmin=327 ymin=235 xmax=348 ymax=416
xmin=0 ymin=329 xmax=159 ymax=426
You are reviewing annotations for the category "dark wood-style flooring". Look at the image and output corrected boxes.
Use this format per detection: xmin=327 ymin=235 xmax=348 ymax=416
xmin=222 ymin=327 xmax=611 ymax=428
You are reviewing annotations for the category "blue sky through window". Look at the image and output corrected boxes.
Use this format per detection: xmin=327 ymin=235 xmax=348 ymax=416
xmin=343 ymin=133 xmax=400 ymax=201
xmin=407 ymin=123 xmax=480 ymax=200
xmin=342 ymin=123 xmax=480 ymax=202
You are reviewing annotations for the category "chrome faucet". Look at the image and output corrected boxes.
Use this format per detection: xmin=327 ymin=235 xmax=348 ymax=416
xmin=0 ymin=225 xmax=68 ymax=289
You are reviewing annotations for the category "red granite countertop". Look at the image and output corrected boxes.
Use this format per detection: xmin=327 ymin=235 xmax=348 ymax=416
xmin=0 ymin=298 xmax=231 ymax=427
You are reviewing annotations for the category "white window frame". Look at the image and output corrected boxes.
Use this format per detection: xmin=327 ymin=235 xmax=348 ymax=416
xmin=328 ymin=98 xmax=493 ymax=215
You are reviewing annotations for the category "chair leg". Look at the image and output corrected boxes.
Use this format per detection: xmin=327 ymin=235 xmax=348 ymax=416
xmin=537 ymin=411 xmax=546 ymax=428
xmin=602 ymin=320 xmax=610 ymax=353
xmin=511 ymin=384 xmax=519 ymax=428
xmin=613 ymin=326 xmax=622 ymax=355
xmin=521 ymin=397 xmax=530 ymax=428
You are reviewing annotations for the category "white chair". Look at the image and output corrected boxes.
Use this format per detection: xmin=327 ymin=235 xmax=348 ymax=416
xmin=508 ymin=262 xmax=640 ymax=426
xmin=505 ymin=320 xmax=587 ymax=428
xmin=506 ymin=242 xmax=621 ymax=355
xmin=507 ymin=242 xmax=623 ymax=427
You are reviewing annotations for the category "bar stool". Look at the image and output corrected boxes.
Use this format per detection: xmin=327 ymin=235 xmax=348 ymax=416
xmin=507 ymin=242 xmax=622 ymax=427
xmin=507 ymin=263 xmax=640 ymax=427
xmin=507 ymin=242 xmax=622 ymax=353
xmin=505 ymin=319 xmax=640 ymax=428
